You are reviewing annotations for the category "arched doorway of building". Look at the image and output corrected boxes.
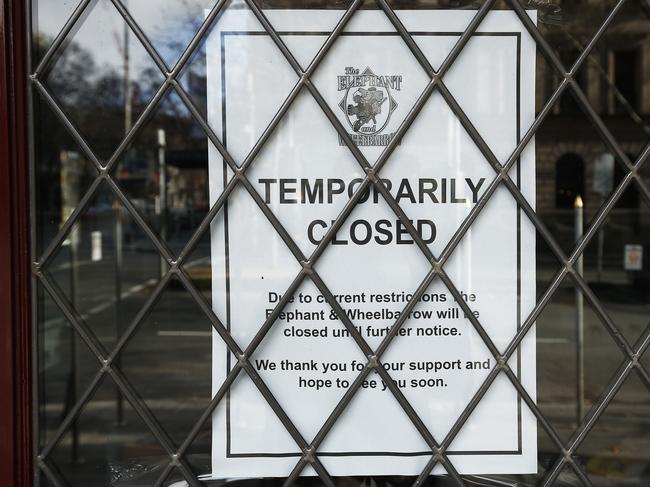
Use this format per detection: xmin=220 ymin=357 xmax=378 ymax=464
xmin=555 ymin=153 xmax=585 ymax=208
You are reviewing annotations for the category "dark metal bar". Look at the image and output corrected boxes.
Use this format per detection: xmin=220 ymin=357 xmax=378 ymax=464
xmin=40 ymin=267 xmax=205 ymax=486
xmin=174 ymin=362 xmax=243 ymax=458
xmin=373 ymin=80 xmax=437 ymax=172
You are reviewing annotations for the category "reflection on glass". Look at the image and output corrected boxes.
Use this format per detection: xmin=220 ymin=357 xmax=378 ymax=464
xmin=32 ymin=0 xmax=649 ymax=486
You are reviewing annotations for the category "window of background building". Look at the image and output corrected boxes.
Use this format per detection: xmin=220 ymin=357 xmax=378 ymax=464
xmin=555 ymin=153 xmax=585 ymax=208
xmin=614 ymin=49 xmax=640 ymax=114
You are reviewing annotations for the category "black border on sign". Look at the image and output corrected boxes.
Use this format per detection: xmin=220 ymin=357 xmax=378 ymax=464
xmin=220 ymin=30 xmax=524 ymax=458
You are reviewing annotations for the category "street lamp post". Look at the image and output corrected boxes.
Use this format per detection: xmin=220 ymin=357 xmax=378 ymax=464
xmin=575 ymin=195 xmax=585 ymax=425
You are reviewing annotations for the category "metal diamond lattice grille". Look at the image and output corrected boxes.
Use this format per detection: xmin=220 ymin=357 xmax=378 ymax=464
xmin=29 ymin=0 xmax=650 ymax=486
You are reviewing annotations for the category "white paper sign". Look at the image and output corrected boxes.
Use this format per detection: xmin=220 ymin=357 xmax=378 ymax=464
xmin=208 ymin=9 xmax=537 ymax=478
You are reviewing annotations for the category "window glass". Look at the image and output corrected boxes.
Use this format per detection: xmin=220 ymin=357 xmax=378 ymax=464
xmin=31 ymin=1 xmax=649 ymax=486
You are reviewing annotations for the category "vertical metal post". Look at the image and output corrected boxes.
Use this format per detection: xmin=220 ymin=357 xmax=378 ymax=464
xmin=114 ymin=207 xmax=124 ymax=425
xmin=60 ymin=151 xmax=82 ymax=463
xmin=68 ymin=228 xmax=81 ymax=463
xmin=574 ymin=196 xmax=585 ymax=425
xmin=158 ymin=128 xmax=167 ymax=278
xmin=114 ymin=0 xmax=131 ymax=426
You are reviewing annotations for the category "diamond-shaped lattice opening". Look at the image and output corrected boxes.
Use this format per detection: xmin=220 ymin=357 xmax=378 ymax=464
xmin=443 ymin=12 xmax=540 ymax=162
xmin=43 ymin=181 xmax=166 ymax=351
xmin=257 ymin=0 xmax=359 ymax=71
xmin=441 ymin=186 xmax=537 ymax=343
xmin=212 ymin=371 xmax=303 ymax=466
xmin=40 ymin=460 xmax=71 ymax=487
xmin=177 ymin=0 xmax=300 ymax=165
xmin=578 ymin=181 xmax=649 ymax=345
xmin=156 ymin=466 xmax=188 ymax=487
xmin=32 ymin=96 xmax=99 ymax=256
xmin=576 ymin=369 xmax=650 ymax=486
xmin=513 ymin=0 xmax=623 ymax=70
xmin=248 ymin=277 xmax=367 ymax=444
xmin=535 ymin=275 xmax=633 ymax=444
xmin=381 ymin=277 xmax=498 ymax=449
xmin=182 ymin=379 xmax=249 ymax=480
xmin=378 ymin=90 xmax=496 ymax=256
xmin=448 ymin=373 xmax=565 ymax=486
xmin=182 ymin=183 xmax=302 ymax=328
xmin=431 ymin=3 xmax=574 ymax=157
xmin=121 ymin=0 xmax=226 ymax=68
xmin=310 ymin=10 xmax=431 ymax=165
xmin=580 ymin=0 xmax=650 ymax=163
xmin=510 ymin=93 xmax=622 ymax=257
xmin=314 ymin=193 xmax=431 ymax=312
xmin=434 ymin=177 xmax=565 ymax=337
xmin=443 ymin=370 xmax=530 ymax=468
xmin=179 ymin=436 xmax=212 ymax=483
xmin=316 ymin=375 xmax=434 ymax=473
xmin=37 ymin=470 xmax=57 ymax=487
xmin=246 ymin=89 xmax=366 ymax=257
xmin=640 ymin=157 xmax=650 ymax=182
xmin=388 ymin=0 xmax=483 ymax=59
xmin=113 ymin=88 xmax=228 ymax=256
xmin=47 ymin=375 xmax=169 ymax=486
xmin=642 ymin=343 xmax=650 ymax=372
xmin=41 ymin=0 xmax=165 ymax=161
xmin=178 ymin=222 xmax=212 ymax=305
xmin=119 ymin=276 xmax=216 ymax=447
xmin=546 ymin=464 xmax=586 ymax=487
xmin=534 ymin=224 xmax=567 ymax=303
xmin=32 ymin=0 xmax=81 ymax=65
xmin=158 ymin=465 xmax=213 ymax=487
xmin=37 ymin=282 xmax=104 ymax=451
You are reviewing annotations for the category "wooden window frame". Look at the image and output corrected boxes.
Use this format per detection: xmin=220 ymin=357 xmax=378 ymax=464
xmin=0 ymin=0 xmax=33 ymax=485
